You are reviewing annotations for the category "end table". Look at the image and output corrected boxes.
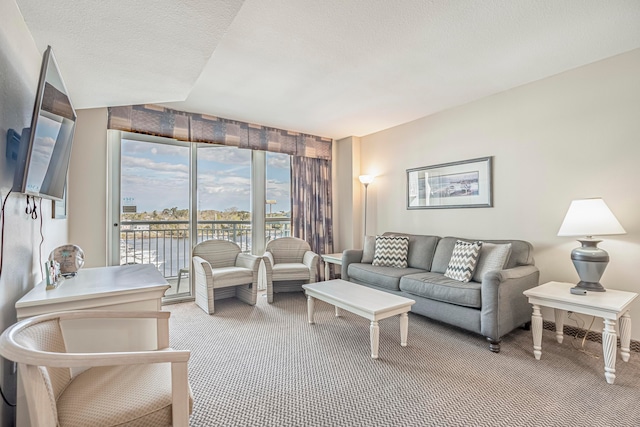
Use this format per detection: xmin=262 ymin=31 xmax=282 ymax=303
xmin=523 ymin=281 xmax=638 ymax=384
xmin=321 ymin=253 xmax=343 ymax=280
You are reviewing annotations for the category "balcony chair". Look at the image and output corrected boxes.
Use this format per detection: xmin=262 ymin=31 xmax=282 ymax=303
xmin=262 ymin=236 xmax=319 ymax=303
xmin=192 ymin=239 xmax=261 ymax=314
xmin=0 ymin=310 xmax=192 ymax=427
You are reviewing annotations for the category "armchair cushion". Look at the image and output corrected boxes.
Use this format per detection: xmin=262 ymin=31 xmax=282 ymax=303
xmin=272 ymin=263 xmax=312 ymax=281
xmin=209 ymin=266 xmax=255 ymax=289
xmin=58 ymin=363 xmax=193 ymax=427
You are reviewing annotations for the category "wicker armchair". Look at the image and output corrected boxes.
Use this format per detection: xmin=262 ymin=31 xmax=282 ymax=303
xmin=0 ymin=310 xmax=192 ymax=427
xmin=263 ymin=237 xmax=319 ymax=303
xmin=192 ymin=239 xmax=261 ymax=314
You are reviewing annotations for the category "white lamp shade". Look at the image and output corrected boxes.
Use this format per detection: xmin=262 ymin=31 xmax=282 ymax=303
xmin=359 ymin=175 xmax=375 ymax=185
xmin=557 ymin=198 xmax=626 ymax=237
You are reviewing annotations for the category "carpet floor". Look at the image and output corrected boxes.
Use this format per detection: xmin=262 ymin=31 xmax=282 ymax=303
xmin=166 ymin=291 xmax=640 ymax=427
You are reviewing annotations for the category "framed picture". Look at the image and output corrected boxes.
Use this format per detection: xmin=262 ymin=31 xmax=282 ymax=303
xmin=52 ymin=186 xmax=67 ymax=219
xmin=407 ymin=156 xmax=493 ymax=209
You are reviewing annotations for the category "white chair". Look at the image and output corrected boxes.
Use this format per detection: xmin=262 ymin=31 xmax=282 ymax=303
xmin=262 ymin=236 xmax=319 ymax=303
xmin=0 ymin=310 xmax=192 ymax=427
xmin=192 ymin=239 xmax=261 ymax=314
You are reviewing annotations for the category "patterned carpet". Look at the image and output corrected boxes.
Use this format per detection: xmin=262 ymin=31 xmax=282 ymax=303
xmin=166 ymin=291 xmax=640 ymax=427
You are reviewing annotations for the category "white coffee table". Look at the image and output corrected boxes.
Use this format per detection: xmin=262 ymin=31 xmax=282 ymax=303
xmin=302 ymin=279 xmax=415 ymax=359
xmin=523 ymin=281 xmax=638 ymax=384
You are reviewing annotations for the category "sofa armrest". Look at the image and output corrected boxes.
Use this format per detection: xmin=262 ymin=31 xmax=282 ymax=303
xmin=480 ymin=265 xmax=540 ymax=340
xmin=341 ymin=249 xmax=364 ymax=281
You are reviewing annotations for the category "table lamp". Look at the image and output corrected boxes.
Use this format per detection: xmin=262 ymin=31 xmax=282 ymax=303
xmin=557 ymin=198 xmax=626 ymax=292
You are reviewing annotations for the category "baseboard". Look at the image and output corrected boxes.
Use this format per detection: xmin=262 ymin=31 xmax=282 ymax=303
xmin=543 ymin=320 xmax=640 ymax=353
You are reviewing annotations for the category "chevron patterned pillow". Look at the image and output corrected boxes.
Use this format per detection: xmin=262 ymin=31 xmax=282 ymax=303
xmin=372 ymin=235 xmax=409 ymax=268
xmin=444 ymin=240 xmax=483 ymax=282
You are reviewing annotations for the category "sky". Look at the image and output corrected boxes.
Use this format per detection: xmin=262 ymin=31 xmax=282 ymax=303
xmin=121 ymin=139 xmax=291 ymax=213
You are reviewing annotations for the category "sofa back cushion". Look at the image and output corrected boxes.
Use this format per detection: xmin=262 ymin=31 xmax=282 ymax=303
xmin=382 ymin=232 xmax=439 ymax=271
xmin=432 ymin=237 xmax=534 ymax=275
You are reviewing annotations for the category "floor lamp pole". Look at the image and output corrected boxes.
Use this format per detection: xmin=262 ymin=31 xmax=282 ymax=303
xmin=363 ymin=183 xmax=369 ymax=236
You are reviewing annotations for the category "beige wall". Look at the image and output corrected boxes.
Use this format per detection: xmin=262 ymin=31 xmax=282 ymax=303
xmin=357 ymin=48 xmax=640 ymax=339
xmin=68 ymin=108 xmax=109 ymax=267
xmin=0 ymin=2 xmax=69 ymax=425
xmin=333 ymin=136 xmax=363 ymax=252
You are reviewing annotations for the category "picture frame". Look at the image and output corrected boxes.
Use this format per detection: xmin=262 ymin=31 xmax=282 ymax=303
xmin=407 ymin=156 xmax=493 ymax=209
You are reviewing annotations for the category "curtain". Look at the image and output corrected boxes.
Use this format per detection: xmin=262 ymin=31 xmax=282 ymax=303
xmin=291 ymin=156 xmax=334 ymax=280
xmin=108 ymin=104 xmax=332 ymax=160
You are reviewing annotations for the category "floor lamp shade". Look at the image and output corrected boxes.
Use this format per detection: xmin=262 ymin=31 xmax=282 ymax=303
xmin=557 ymin=198 xmax=626 ymax=292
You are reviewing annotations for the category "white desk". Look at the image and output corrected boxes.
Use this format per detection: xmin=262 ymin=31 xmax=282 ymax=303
xmin=523 ymin=281 xmax=638 ymax=384
xmin=321 ymin=253 xmax=342 ymax=280
xmin=15 ymin=264 xmax=170 ymax=426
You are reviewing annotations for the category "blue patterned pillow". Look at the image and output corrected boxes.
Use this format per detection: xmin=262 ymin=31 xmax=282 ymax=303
xmin=444 ymin=240 xmax=483 ymax=282
xmin=372 ymin=235 xmax=409 ymax=268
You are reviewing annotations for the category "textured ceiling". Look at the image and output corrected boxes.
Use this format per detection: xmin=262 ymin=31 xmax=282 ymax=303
xmin=16 ymin=0 xmax=640 ymax=139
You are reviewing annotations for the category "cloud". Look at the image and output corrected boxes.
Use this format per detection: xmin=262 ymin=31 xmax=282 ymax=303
xmin=267 ymin=153 xmax=290 ymax=169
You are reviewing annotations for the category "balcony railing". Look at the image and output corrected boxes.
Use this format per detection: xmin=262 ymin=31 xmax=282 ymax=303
xmin=119 ymin=218 xmax=291 ymax=279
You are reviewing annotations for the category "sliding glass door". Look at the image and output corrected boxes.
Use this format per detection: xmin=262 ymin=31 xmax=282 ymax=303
xmin=108 ymin=131 xmax=292 ymax=303
xmin=110 ymin=133 xmax=192 ymax=299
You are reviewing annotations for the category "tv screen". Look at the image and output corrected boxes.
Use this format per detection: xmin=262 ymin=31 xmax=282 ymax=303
xmin=13 ymin=45 xmax=76 ymax=201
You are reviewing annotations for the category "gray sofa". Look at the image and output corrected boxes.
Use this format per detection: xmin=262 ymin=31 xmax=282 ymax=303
xmin=341 ymin=233 xmax=540 ymax=352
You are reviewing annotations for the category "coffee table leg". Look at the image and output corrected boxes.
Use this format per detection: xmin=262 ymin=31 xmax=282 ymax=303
xmin=324 ymin=262 xmax=330 ymax=281
xmin=400 ymin=312 xmax=408 ymax=347
xmin=335 ymin=306 xmax=341 ymax=317
xmin=603 ymin=318 xmax=617 ymax=384
xmin=307 ymin=295 xmax=315 ymax=324
xmin=532 ymin=304 xmax=543 ymax=360
xmin=370 ymin=321 xmax=379 ymax=359
xmin=620 ymin=311 xmax=632 ymax=362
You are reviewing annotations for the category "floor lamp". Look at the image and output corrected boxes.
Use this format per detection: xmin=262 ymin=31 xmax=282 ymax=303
xmin=359 ymin=175 xmax=375 ymax=236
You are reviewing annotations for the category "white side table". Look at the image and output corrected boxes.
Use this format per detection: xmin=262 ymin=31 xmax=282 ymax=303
xmin=523 ymin=281 xmax=638 ymax=384
xmin=321 ymin=253 xmax=342 ymax=280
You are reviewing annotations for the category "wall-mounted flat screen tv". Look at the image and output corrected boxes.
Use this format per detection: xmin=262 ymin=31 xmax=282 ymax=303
xmin=13 ymin=45 xmax=76 ymax=201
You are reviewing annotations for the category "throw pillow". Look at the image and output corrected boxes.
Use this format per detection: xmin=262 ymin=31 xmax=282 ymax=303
xmin=472 ymin=242 xmax=512 ymax=282
xmin=372 ymin=235 xmax=409 ymax=268
xmin=361 ymin=235 xmax=376 ymax=263
xmin=444 ymin=240 xmax=483 ymax=282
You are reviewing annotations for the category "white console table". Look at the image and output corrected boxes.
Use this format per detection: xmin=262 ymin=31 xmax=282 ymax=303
xmin=14 ymin=264 xmax=170 ymax=426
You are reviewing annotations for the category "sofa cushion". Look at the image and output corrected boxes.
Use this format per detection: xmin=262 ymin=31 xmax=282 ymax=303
xmin=433 ymin=237 xmax=534 ymax=273
xmin=362 ymin=235 xmax=376 ymax=263
xmin=444 ymin=240 xmax=482 ymax=282
xmin=400 ymin=272 xmax=482 ymax=308
xmin=383 ymin=232 xmax=439 ymax=270
xmin=372 ymin=235 xmax=409 ymax=268
xmin=348 ymin=263 xmax=425 ymax=291
xmin=472 ymin=242 xmax=512 ymax=282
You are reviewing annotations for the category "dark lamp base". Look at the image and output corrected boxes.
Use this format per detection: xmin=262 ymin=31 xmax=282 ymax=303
xmin=574 ymin=280 xmax=606 ymax=292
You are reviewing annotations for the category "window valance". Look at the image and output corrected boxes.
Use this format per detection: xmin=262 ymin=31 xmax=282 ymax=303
xmin=107 ymin=104 xmax=332 ymax=160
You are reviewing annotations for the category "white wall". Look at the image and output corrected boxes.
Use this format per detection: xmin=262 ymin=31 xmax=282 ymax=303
xmin=358 ymin=48 xmax=640 ymax=340
xmin=0 ymin=2 xmax=69 ymax=425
